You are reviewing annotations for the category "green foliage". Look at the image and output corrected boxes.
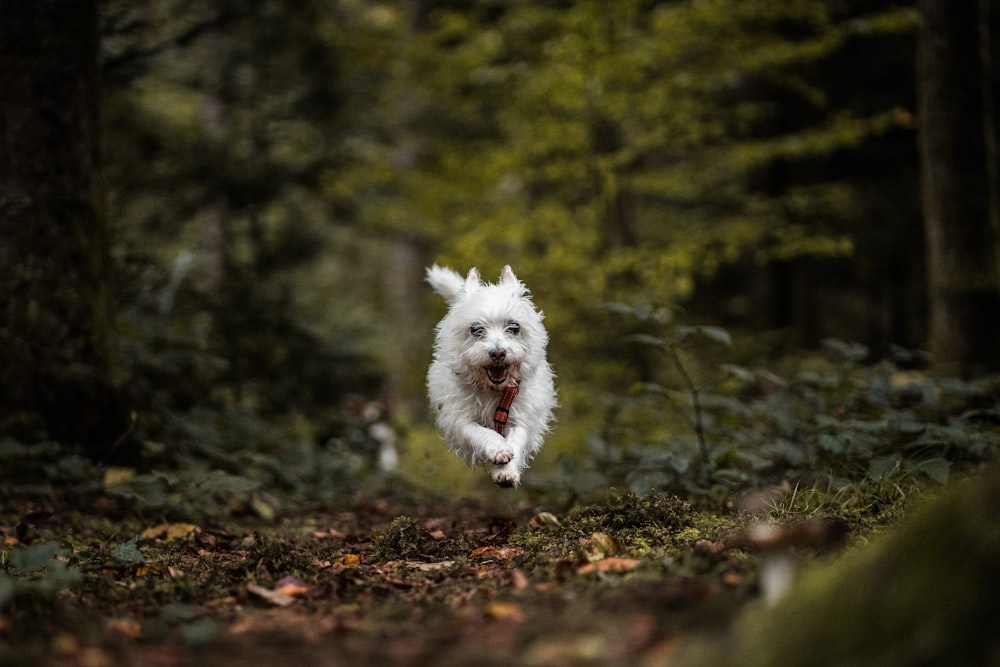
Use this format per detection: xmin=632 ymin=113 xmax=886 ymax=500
xmin=558 ymin=303 xmax=1000 ymax=514
xmin=101 ymin=0 xmax=393 ymax=485
xmin=91 ymin=0 xmax=931 ymax=505
xmin=331 ymin=0 xmax=922 ymax=440
xmin=0 ymin=542 xmax=82 ymax=611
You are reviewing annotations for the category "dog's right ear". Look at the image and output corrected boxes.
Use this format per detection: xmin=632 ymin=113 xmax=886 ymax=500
xmin=426 ymin=264 xmax=466 ymax=304
xmin=464 ymin=267 xmax=482 ymax=296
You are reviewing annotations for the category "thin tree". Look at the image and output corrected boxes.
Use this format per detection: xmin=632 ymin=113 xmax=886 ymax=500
xmin=0 ymin=2 xmax=128 ymax=452
xmin=918 ymin=0 xmax=1000 ymax=371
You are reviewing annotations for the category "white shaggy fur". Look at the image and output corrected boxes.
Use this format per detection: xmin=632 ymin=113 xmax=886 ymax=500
xmin=426 ymin=264 xmax=557 ymax=487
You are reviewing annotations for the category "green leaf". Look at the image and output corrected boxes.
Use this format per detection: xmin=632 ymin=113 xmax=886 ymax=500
xmin=677 ymin=325 xmax=733 ymax=347
xmin=720 ymin=363 xmax=755 ymax=383
xmin=11 ymin=541 xmax=67 ymax=572
xmin=821 ymin=338 xmax=869 ymax=362
xmin=111 ymin=536 xmax=146 ymax=565
xmin=905 ymin=458 xmax=951 ymax=485
xmin=623 ymin=333 xmax=667 ymax=349
xmin=195 ymin=470 xmax=262 ymax=497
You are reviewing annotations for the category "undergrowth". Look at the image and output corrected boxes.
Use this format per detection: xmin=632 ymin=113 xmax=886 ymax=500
xmin=551 ymin=303 xmax=1000 ymax=523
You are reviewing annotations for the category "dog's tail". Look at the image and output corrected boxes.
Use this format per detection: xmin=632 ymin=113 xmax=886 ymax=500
xmin=426 ymin=264 xmax=467 ymax=305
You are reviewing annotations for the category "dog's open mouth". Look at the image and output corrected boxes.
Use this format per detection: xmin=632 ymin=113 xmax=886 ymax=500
xmin=485 ymin=362 xmax=510 ymax=386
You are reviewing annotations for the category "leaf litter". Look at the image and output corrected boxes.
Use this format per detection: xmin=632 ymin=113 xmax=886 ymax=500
xmin=3 ymin=334 xmax=997 ymax=664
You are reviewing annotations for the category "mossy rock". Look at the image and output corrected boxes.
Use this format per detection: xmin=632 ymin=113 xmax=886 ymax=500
xmin=678 ymin=464 xmax=1000 ymax=666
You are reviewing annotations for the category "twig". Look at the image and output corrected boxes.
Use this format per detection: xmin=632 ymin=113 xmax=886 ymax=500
xmin=668 ymin=348 xmax=710 ymax=466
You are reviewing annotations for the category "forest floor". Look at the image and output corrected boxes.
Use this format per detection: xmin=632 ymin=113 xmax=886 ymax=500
xmin=6 ymin=354 xmax=999 ymax=665
xmin=1 ymin=475 xmax=885 ymax=667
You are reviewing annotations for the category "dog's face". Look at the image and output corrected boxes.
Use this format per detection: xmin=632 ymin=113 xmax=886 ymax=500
xmin=435 ymin=267 xmax=547 ymax=392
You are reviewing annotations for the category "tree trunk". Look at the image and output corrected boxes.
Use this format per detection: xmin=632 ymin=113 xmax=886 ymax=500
xmin=918 ymin=0 xmax=1000 ymax=371
xmin=0 ymin=1 xmax=128 ymax=452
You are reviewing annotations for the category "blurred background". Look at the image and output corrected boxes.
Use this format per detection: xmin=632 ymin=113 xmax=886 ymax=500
xmin=38 ymin=0 xmax=984 ymax=497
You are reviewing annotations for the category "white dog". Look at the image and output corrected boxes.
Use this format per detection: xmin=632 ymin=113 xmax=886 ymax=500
xmin=426 ymin=265 xmax=556 ymax=487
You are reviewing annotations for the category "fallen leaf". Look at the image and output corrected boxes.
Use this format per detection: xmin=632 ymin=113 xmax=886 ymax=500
xmin=102 ymin=467 xmax=136 ymax=488
xmin=529 ymin=511 xmax=561 ymax=527
xmin=140 ymin=523 xmax=198 ymax=541
xmin=577 ymin=557 xmax=642 ymax=575
xmin=407 ymin=560 xmax=455 ymax=572
xmin=588 ymin=532 xmax=621 ymax=556
xmin=486 ymin=602 xmax=525 ymax=622
xmin=469 ymin=545 xmax=499 ymax=558
xmin=249 ymin=494 xmax=276 ymax=521
xmin=206 ymin=596 xmax=240 ymax=608
xmin=496 ymin=546 xmax=525 ymax=560
xmin=722 ymin=571 xmax=743 ymax=587
xmin=106 ymin=618 xmax=142 ymax=639
xmin=333 ymin=553 xmax=360 ymax=568
xmin=274 ymin=575 xmax=313 ymax=597
xmin=247 ymin=583 xmax=296 ymax=607
xmin=470 ymin=545 xmax=523 ymax=560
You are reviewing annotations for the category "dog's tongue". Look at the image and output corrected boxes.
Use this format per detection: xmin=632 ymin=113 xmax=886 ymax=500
xmin=486 ymin=366 xmax=507 ymax=384
xmin=487 ymin=363 xmax=509 ymax=385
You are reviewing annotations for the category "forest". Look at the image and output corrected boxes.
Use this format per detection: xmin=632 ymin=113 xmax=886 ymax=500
xmin=2 ymin=0 xmax=1000 ymax=665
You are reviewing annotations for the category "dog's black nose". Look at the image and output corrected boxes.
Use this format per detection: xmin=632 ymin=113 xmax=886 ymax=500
xmin=490 ymin=348 xmax=506 ymax=363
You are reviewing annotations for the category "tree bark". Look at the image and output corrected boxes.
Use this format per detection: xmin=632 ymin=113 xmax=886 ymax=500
xmin=918 ymin=0 xmax=1000 ymax=371
xmin=0 ymin=1 xmax=128 ymax=451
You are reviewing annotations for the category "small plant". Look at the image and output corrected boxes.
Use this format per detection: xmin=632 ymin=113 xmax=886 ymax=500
xmin=577 ymin=302 xmax=1000 ymax=513
xmin=0 ymin=541 xmax=82 ymax=611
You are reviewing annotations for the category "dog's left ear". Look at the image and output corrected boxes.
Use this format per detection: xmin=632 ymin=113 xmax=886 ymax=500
xmin=500 ymin=265 xmax=526 ymax=296
xmin=464 ymin=267 xmax=482 ymax=296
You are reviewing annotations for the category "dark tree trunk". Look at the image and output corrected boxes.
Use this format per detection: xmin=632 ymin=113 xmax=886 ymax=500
xmin=0 ymin=2 xmax=128 ymax=452
xmin=918 ymin=0 xmax=1000 ymax=371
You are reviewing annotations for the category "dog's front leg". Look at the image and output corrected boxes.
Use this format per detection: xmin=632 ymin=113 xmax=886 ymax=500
xmin=458 ymin=423 xmax=513 ymax=465
xmin=490 ymin=425 xmax=529 ymax=488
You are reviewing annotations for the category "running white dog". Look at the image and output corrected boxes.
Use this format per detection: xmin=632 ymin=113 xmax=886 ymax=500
xmin=426 ymin=265 xmax=556 ymax=487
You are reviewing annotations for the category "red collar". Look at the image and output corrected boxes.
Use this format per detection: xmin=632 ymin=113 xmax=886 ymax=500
xmin=493 ymin=383 xmax=519 ymax=434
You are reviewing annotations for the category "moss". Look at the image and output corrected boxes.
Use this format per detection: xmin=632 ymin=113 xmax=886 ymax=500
xmin=677 ymin=465 xmax=1000 ymax=666
xmin=571 ymin=489 xmax=692 ymax=536
xmin=509 ymin=489 xmax=710 ymax=571
xmin=373 ymin=516 xmax=427 ymax=561
xmin=372 ymin=515 xmax=472 ymax=562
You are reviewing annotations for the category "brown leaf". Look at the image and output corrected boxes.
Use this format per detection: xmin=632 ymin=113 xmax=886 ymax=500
xmin=510 ymin=569 xmax=529 ymax=590
xmin=528 ymin=511 xmax=561 ymax=527
xmin=333 ymin=553 xmax=361 ymax=569
xmin=407 ymin=560 xmax=455 ymax=572
xmin=486 ymin=602 xmax=525 ymax=622
xmin=722 ymin=571 xmax=744 ymax=587
xmin=587 ymin=532 xmax=621 ymax=556
xmin=275 ymin=575 xmax=314 ymax=598
xmin=247 ymin=583 xmax=296 ymax=607
xmin=577 ymin=557 xmax=642 ymax=575
xmin=140 ymin=523 xmax=198 ymax=542
xmin=469 ymin=545 xmax=499 ymax=558
xmin=106 ymin=618 xmax=142 ymax=639
xmin=102 ymin=467 xmax=136 ymax=488
xmin=496 ymin=547 xmax=525 ymax=560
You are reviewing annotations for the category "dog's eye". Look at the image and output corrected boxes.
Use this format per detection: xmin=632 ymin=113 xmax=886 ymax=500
xmin=506 ymin=322 xmax=521 ymax=336
xmin=470 ymin=324 xmax=486 ymax=338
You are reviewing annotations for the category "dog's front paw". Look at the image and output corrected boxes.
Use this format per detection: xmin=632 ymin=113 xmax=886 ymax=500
xmin=493 ymin=448 xmax=513 ymax=465
xmin=491 ymin=464 xmax=520 ymax=488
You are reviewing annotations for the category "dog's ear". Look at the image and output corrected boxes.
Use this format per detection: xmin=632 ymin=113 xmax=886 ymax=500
xmin=464 ymin=267 xmax=482 ymax=295
xmin=500 ymin=265 xmax=526 ymax=296
xmin=426 ymin=264 xmax=466 ymax=304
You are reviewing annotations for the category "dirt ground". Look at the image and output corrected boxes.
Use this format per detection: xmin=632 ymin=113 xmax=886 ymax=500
xmin=0 ymin=484 xmax=822 ymax=667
